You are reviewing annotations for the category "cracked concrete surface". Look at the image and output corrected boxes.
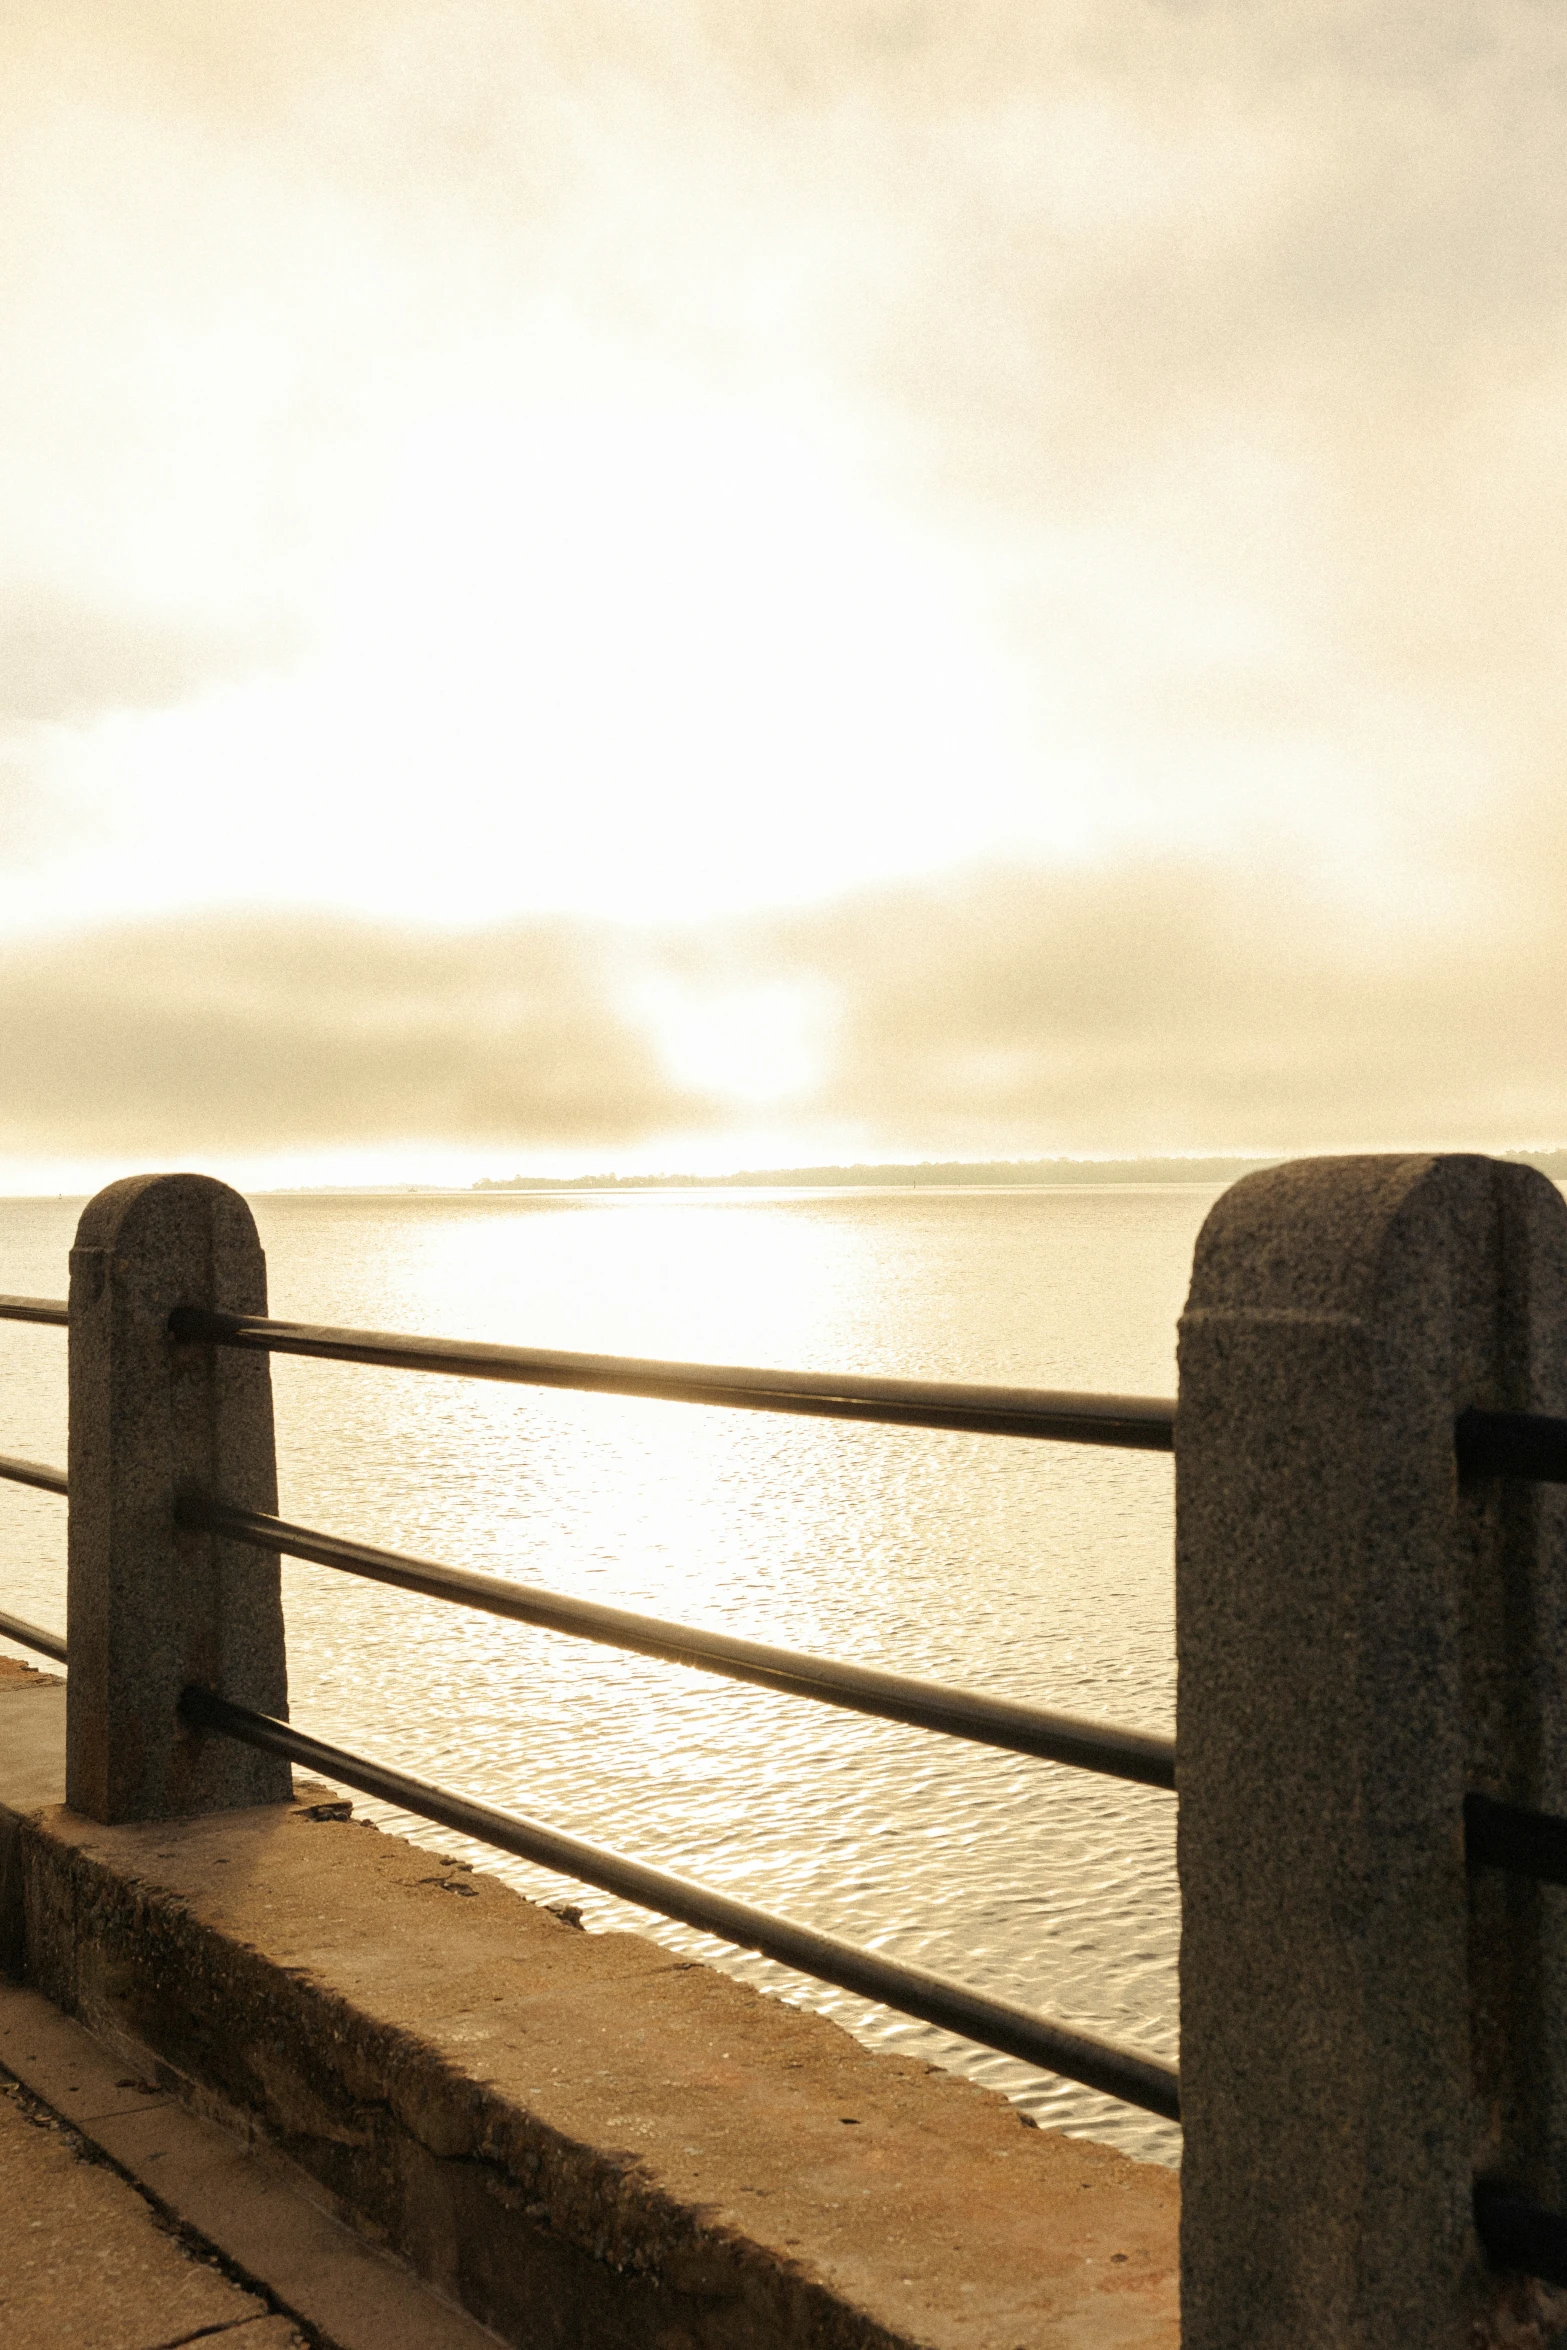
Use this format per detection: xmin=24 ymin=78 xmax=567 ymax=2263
xmin=0 ymin=1975 xmax=510 ymax=2350
xmin=0 ymin=2065 xmax=305 ymax=2350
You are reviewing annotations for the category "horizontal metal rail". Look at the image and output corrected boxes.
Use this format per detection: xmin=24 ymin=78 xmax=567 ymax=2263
xmin=178 ymin=1495 xmax=1177 ymax=1789
xmin=180 ymin=1683 xmax=1181 ymax=2121
xmin=1458 ymin=1409 xmax=1567 ymax=1484
xmin=169 ymin=1307 xmax=1177 ymax=1451
xmin=0 ymin=1609 xmax=67 ymax=1665
xmin=0 ymin=1455 xmax=67 ymax=1497
xmin=26 ymin=1296 xmax=1567 ymax=1480
xmin=1474 ymin=2181 xmax=1567 ymax=2288
xmin=1465 ymin=1792 xmax=1567 ymax=1886
xmin=0 ymin=1295 xmax=67 ymax=1327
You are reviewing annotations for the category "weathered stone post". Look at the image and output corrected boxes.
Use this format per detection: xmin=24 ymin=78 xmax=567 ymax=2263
xmin=1177 ymin=1154 xmax=1567 ymax=2346
xmin=66 ymin=1173 xmax=290 ymax=1822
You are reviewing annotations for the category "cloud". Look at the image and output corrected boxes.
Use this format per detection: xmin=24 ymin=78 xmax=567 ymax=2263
xmin=776 ymin=861 xmax=1567 ymax=1153
xmin=2 ymin=850 xmax=1563 ymax=1167
xmin=2 ymin=2 xmax=1565 ymax=1063
xmin=0 ymin=915 xmax=707 ymax=1155
xmin=0 ymin=585 xmax=280 ymax=726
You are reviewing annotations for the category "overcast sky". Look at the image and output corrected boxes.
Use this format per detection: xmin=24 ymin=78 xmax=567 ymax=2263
xmin=4 ymin=2 xmax=1564 ymax=1187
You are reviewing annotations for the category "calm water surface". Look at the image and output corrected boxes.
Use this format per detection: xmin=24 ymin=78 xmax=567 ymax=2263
xmin=0 ymin=1184 xmax=1215 ymax=2165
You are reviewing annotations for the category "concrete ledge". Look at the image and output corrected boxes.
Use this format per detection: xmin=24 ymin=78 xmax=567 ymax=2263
xmin=1 ymin=1682 xmax=1178 ymax=2348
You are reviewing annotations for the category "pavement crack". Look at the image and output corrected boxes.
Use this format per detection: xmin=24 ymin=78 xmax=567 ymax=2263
xmin=2 ymin=2054 xmax=324 ymax=2346
xmin=144 ymin=2323 xmax=281 ymax=2348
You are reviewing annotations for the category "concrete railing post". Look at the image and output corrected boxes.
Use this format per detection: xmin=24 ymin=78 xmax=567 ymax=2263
xmin=1177 ymin=1154 xmax=1567 ymax=2346
xmin=66 ymin=1173 xmax=290 ymax=1822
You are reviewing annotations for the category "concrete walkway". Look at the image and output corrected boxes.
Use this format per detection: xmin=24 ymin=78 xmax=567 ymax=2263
xmin=0 ymin=2055 xmax=304 ymax=2350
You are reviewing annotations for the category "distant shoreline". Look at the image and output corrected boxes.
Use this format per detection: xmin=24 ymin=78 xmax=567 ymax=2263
xmin=470 ymin=1149 xmax=1567 ymax=1193
xmin=8 ymin=1151 xmax=1565 ymax=1204
xmin=471 ymin=1155 xmax=1281 ymax=1191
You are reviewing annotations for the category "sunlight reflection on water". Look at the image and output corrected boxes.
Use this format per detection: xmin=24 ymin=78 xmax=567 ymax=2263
xmin=0 ymin=1183 xmax=1215 ymax=2166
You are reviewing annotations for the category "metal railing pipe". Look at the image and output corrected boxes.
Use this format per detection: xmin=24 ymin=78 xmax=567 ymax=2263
xmin=1457 ymin=1408 xmax=1567 ymax=1484
xmin=39 ymin=1290 xmax=1567 ymax=1478
xmin=1465 ymin=1792 xmax=1567 ymax=1886
xmin=168 ymin=1307 xmax=1177 ymax=1450
xmin=177 ymin=1495 xmax=1177 ymax=1789
xmin=1474 ymin=2183 xmax=1567 ymax=2289
xmin=179 ymin=1683 xmax=1181 ymax=2121
xmin=0 ymin=1455 xmax=67 ymax=1497
xmin=0 ymin=1609 xmax=67 ymax=1665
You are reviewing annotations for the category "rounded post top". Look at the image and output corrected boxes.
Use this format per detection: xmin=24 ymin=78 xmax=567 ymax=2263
xmin=1185 ymin=1153 xmax=1567 ymax=1324
xmin=73 ymin=1172 xmax=263 ymax=1261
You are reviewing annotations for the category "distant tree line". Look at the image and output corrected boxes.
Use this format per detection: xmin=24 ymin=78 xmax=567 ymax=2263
xmin=472 ymin=1149 xmax=1567 ymax=1193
